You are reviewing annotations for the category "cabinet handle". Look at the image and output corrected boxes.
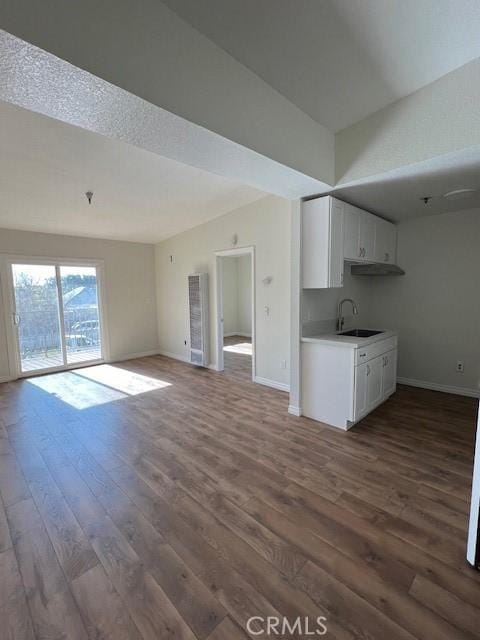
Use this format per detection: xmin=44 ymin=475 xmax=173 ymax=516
xmin=359 ymin=352 xmax=366 ymax=357
xmin=358 ymin=247 xmax=363 ymax=258
xmin=385 ymin=355 xmax=389 ymax=365
xmin=384 ymin=252 xmax=389 ymax=261
xmin=366 ymin=364 xmax=370 ymax=376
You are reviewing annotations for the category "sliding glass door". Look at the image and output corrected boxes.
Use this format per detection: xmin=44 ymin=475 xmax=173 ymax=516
xmin=60 ymin=265 xmax=102 ymax=365
xmin=11 ymin=262 xmax=103 ymax=375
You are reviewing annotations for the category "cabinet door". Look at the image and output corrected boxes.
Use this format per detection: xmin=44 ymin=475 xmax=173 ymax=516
xmin=354 ymin=362 xmax=368 ymax=420
xmin=366 ymin=355 xmax=383 ymax=411
xmin=343 ymin=203 xmax=361 ymax=261
xmin=375 ymin=219 xmax=397 ymax=263
xmin=302 ymin=197 xmax=344 ymax=288
xmin=384 ymin=223 xmax=397 ymax=263
xmin=330 ymin=198 xmax=344 ymax=288
xmin=382 ymin=349 xmax=397 ymax=398
xmin=359 ymin=212 xmax=376 ymax=261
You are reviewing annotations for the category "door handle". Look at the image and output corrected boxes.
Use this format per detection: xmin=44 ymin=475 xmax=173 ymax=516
xmin=12 ymin=313 xmax=20 ymax=326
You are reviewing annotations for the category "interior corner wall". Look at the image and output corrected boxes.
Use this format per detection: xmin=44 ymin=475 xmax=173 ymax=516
xmin=335 ymin=58 xmax=480 ymax=184
xmin=235 ymin=255 xmax=252 ymax=336
xmin=222 ymin=255 xmax=252 ymax=337
xmin=221 ymin=257 xmax=239 ymax=335
xmin=0 ymin=228 xmax=159 ymax=379
xmin=367 ymin=208 xmax=480 ymax=393
xmin=155 ymin=195 xmax=291 ymax=387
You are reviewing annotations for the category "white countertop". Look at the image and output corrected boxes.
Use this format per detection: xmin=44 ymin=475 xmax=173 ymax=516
xmin=301 ymin=329 xmax=398 ymax=349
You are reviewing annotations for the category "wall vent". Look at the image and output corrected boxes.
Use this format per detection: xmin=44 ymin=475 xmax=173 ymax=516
xmin=188 ymin=273 xmax=209 ymax=366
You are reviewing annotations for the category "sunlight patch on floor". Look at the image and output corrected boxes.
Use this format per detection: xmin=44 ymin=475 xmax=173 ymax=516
xmin=223 ymin=342 xmax=253 ymax=356
xmin=74 ymin=364 xmax=172 ymax=395
xmin=28 ymin=364 xmax=171 ymax=409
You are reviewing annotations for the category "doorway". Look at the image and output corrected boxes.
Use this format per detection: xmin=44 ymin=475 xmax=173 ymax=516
xmin=7 ymin=260 xmax=105 ymax=376
xmin=215 ymin=247 xmax=255 ymax=381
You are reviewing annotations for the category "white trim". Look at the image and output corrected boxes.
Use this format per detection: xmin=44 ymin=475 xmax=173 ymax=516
xmin=254 ymin=375 xmax=290 ymax=393
xmin=156 ymin=349 xmax=191 ymax=364
xmin=0 ymin=254 xmax=110 ymax=378
xmin=288 ymin=404 xmax=301 ymax=416
xmin=0 ymin=375 xmax=14 ymax=384
xmin=111 ymin=349 xmax=162 ymax=362
xmin=467 ymin=407 xmax=480 ymax=566
xmin=223 ymin=332 xmax=252 ymax=338
xmin=214 ymin=246 xmax=256 ymax=381
xmin=398 ymin=377 xmax=480 ymax=398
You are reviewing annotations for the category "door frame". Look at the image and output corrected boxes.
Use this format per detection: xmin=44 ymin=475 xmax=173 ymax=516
xmin=214 ymin=246 xmax=256 ymax=381
xmin=0 ymin=254 xmax=110 ymax=379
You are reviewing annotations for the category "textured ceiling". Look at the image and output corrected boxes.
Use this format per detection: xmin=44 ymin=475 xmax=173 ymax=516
xmin=328 ymin=147 xmax=480 ymax=222
xmin=0 ymin=101 xmax=267 ymax=243
xmin=163 ymin=0 xmax=480 ymax=131
xmin=0 ymin=29 xmax=329 ymax=200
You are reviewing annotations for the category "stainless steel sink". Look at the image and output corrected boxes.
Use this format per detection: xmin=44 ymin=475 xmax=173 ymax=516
xmin=339 ymin=329 xmax=384 ymax=337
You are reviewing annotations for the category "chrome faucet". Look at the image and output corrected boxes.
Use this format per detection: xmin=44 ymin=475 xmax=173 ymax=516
xmin=337 ymin=298 xmax=358 ymax=331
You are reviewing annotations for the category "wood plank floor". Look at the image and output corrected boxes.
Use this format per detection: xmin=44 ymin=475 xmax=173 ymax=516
xmin=0 ymin=351 xmax=479 ymax=639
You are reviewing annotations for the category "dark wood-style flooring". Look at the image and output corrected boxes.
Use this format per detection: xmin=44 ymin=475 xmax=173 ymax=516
xmin=223 ymin=335 xmax=253 ymax=382
xmin=0 ymin=350 xmax=478 ymax=639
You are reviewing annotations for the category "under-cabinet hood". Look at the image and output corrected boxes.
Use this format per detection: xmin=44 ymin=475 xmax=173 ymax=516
xmin=350 ymin=263 xmax=405 ymax=276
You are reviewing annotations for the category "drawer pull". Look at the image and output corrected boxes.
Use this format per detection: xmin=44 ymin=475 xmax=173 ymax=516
xmin=359 ymin=352 xmax=367 ymax=357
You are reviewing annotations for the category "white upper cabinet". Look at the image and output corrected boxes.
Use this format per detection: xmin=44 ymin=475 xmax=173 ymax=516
xmin=302 ymin=197 xmax=344 ymax=289
xmin=344 ymin=204 xmax=385 ymax=263
xmin=343 ymin=203 xmax=361 ymax=261
xmin=302 ymin=196 xmax=397 ymax=288
xmin=344 ymin=203 xmax=396 ymax=265
xmin=359 ymin=211 xmax=376 ymax=261
xmin=374 ymin=218 xmax=397 ymax=263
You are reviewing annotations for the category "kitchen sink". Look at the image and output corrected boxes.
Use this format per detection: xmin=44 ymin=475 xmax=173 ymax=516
xmin=339 ymin=329 xmax=384 ymax=337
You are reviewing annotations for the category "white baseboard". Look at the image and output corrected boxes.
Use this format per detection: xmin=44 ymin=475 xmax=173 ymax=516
xmin=288 ymin=404 xmax=301 ymax=416
xmin=113 ymin=349 xmax=162 ymax=362
xmin=223 ymin=332 xmax=252 ymax=338
xmin=398 ymin=377 xmax=480 ymax=398
xmin=254 ymin=376 xmax=290 ymax=393
xmin=156 ymin=350 xmax=191 ymax=364
xmin=157 ymin=349 xmax=220 ymax=371
xmin=0 ymin=375 xmax=13 ymax=384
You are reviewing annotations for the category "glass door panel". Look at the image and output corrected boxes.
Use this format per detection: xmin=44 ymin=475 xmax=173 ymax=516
xmin=60 ymin=265 xmax=102 ymax=365
xmin=12 ymin=264 xmax=64 ymax=373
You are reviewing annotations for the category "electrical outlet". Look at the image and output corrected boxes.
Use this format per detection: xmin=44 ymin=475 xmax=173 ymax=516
xmin=456 ymin=360 xmax=464 ymax=373
xmin=280 ymin=359 xmax=287 ymax=370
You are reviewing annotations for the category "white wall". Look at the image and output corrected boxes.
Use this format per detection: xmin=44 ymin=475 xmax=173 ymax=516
xmin=222 ymin=257 xmax=238 ymax=335
xmin=336 ymin=58 xmax=480 ymax=183
xmin=155 ymin=195 xmax=291 ymax=387
xmin=368 ymin=208 xmax=480 ymax=394
xmin=222 ymin=255 xmax=252 ymax=336
xmin=236 ymin=255 xmax=252 ymax=335
xmin=0 ymin=228 xmax=158 ymax=379
xmin=302 ymin=268 xmax=374 ymax=336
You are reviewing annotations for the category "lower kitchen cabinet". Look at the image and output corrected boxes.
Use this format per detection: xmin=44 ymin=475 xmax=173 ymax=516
xmin=301 ymin=335 xmax=397 ymax=430
xmin=354 ymin=349 xmax=397 ymax=422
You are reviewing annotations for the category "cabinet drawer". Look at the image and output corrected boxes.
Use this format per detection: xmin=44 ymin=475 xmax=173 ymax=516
xmin=355 ymin=336 xmax=397 ymax=365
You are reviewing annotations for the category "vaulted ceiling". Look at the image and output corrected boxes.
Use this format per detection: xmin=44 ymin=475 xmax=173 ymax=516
xmin=164 ymin=0 xmax=480 ymax=131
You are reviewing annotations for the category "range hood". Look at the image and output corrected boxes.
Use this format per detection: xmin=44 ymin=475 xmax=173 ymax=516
xmin=351 ymin=263 xmax=405 ymax=276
